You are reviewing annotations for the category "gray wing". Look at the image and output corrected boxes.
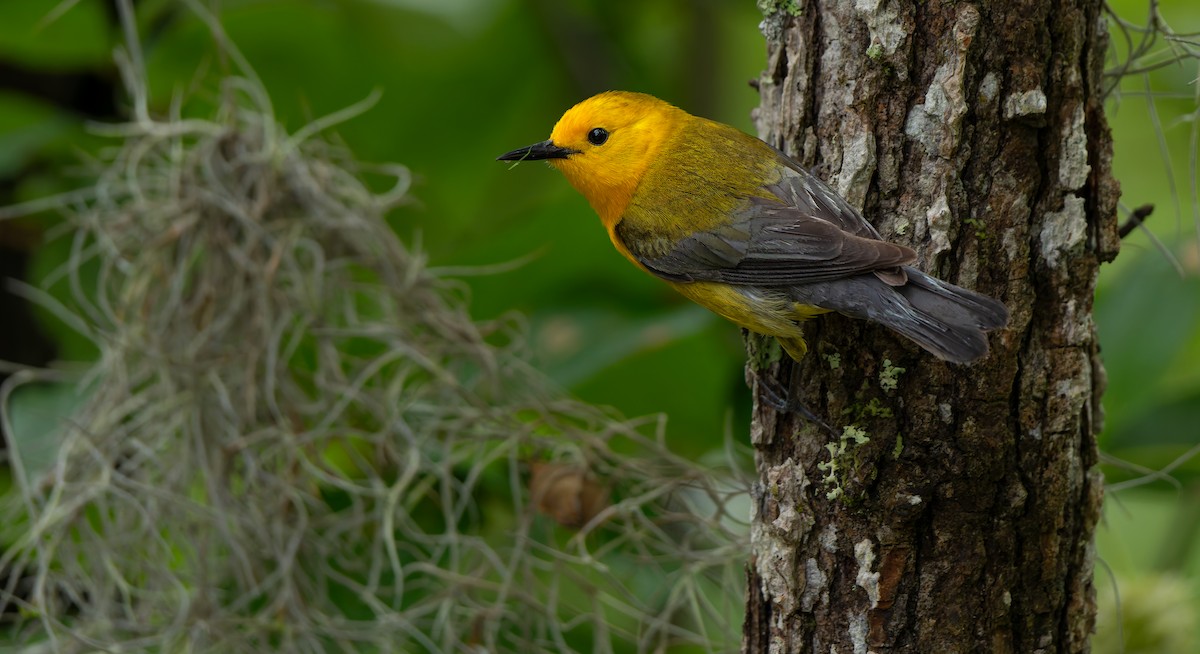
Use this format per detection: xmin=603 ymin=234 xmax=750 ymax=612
xmin=619 ymin=157 xmax=914 ymax=287
xmin=765 ymin=155 xmax=884 ymax=240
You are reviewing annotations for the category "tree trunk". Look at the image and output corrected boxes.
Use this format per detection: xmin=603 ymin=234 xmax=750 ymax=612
xmin=744 ymin=1 xmax=1119 ymax=652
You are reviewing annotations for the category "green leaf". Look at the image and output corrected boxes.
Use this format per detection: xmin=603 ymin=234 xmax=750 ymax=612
xmin=0 ymin=92 xmax=73 ymax=177
xmin=1097 ymin=250 xmax=1200 ymax=440
xmin=0 ymin=0 xmax=110 ymax=68
xmin=3 ymin=378 xmax=90 ymax=492
xmin=536 ymin=304 xmax=715 ymax=387
xmin=1107 ymin=390 xmax=1200 ymax=453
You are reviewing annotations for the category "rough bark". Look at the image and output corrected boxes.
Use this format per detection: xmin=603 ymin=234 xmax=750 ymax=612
xmin=744 ymin=1 xmax=1119 ymax=653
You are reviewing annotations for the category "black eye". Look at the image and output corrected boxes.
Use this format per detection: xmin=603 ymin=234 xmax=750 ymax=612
xmin=587 ymin=127 xmax=609 ymax=146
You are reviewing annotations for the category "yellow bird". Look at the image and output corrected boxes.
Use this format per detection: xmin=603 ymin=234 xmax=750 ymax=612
xmin=498 ymin=91 xmax=1007 ymax=365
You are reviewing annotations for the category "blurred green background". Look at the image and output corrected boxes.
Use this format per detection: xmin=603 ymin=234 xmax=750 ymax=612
xmin=0 ymin=0 xmax=1197 ymax=650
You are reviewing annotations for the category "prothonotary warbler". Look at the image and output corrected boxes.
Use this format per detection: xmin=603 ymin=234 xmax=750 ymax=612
xmin=498 ymin=91 xmax=1008 ymax=365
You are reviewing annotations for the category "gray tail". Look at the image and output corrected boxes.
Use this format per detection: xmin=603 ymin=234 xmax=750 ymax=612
xmin=789 ymin=266 xmax=1009 ymax=364
xmin=886 ymin=267 xmax=1009 ymax=363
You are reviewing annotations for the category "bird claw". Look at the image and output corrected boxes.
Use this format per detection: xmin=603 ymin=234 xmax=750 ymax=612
xmin=753 ymin=370 xmax=838 ymax=435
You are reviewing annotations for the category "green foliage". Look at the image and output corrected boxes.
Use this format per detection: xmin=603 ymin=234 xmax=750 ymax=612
xmin=0 ymin=1 xmax=109 ymax=66
xmin=0 ymin=0 xmax=765 ymax=459
xmin=0 ymin=56 xmax=748 ymax=652
xmin=1095 ymin=0 xmax=1200 ymax=645
xmin=1098 ymin=253 xmax=1200 ymax=459
xmin=1096 ymin=572 xmax=1200 ymax=654
xmin=1 ymin=378 xmax=89 ymax=484
xmin=1098 ymin=0 xmax=1200 ymax=508
xmin=1095 ymin=490 xmax=1200 ymax=653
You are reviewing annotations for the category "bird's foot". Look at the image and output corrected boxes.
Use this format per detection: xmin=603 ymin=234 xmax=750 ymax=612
xmin=753 ymin=371 xmax=837 ymax=435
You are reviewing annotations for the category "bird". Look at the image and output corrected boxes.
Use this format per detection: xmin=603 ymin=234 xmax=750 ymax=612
xmin=497 ymin=91 xmax=1008 ymax=368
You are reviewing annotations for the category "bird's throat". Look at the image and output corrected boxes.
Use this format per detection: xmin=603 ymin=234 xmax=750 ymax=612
xmin=555 ymin=162 xmax=638 ymax=231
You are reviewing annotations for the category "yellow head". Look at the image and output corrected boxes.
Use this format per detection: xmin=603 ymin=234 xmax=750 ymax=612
xmin=497 ymin=91 xmax=686 ymax=224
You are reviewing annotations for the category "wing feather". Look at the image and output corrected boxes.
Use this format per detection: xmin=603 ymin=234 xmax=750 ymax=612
xmin=619 ymin=153 xmax=915 ymax=286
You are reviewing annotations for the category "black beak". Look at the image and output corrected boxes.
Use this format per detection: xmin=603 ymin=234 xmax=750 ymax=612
xmin=496 ymin=139 xmax=577 ymax=162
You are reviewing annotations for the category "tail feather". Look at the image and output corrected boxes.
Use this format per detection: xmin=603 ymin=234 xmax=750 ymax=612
xmin=899 ymin=267 xmax=1009 ymax=331
xmin=788 ymin=266 xmax=1009 ymax=364
xmin=877 ymin=302 xmax=993 ymax=363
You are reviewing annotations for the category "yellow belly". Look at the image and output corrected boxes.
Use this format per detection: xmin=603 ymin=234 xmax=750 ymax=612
xmin=666 ymin=280 xmax=829 ymax=359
